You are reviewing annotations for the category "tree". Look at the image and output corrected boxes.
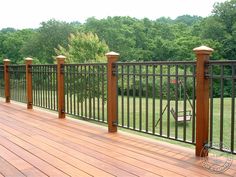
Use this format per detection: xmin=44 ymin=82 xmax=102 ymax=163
xmin=174 ymin=15 xmax=202 ymax=26
xmin=213 ymin=0 xmax=236 ymax=34
xmin=55 ymin=32 xmax=109 ymax=63
xmin=0 ymin=29 xmax=35 ymax=63
xmin=199 ymin=0 xmax=236 ymax=59
xmin=55 ymin=32 xmax=109 ymax=103
xmin=21 ymin=19 xmax=77 ymax=63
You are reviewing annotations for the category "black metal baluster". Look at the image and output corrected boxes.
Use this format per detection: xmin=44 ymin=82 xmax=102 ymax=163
xmin=210 ymin=64 xmax=214 ymax=147
xmin=101 ymin=65 xmax=105 ymax=122
xmin=97 ymin=65 xmax=100 ymax=121
xmin=81 ymin=65 xmax=83 ymax=116
xmin=192 ymin=65 xmax=196 ymax=144
xmin=175 ymin=65 xmax=179 ymax=139
xmin=76 ymin=65 xmax=79 ymax=116
xmin=73 ymin=65 xmax=76 ymax=115
xmin=159 ymin=65 xmax=163 ymax=136
xmin=54 ymin=65 xmax=56 ymax=110
xmin=85 ymin=66 xmax=88 ymax=118
xmin=152 ymin=65 xmax=155 ymax=134
xmin=93 ymin=65 xmax=96 ymax=120
xmin=145 ymin=65 xmax=148 ymax=132
xmin=133 ymin=65 xmax=136 ymax=130
xmin=70 ymin=66 xmax=73 ymax=114
xmin=121 ymin=65 xmax=124 ymax=127
xmin=220 ymin=65 xmax=224 ymax=150
xmin=231 ymin=64 xmax=235 ymax=153
xmin=127 ymin=65 xmax=130 ymax=128
xmin=167 ymin=65 xmax=170 ymax=138
xmin=183 ymin=65 xmax=187 ymax=141
xmin=46 ymin=66 xmax=48 ymax=108
xmin=139 ymin=65 xmax=142 ymax=131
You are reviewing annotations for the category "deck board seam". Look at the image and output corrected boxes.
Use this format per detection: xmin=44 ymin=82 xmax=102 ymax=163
xmin=0 ymin=155 xmax=26 ymax=177
xmin=0 ymin=133 xmax=71 ymax=177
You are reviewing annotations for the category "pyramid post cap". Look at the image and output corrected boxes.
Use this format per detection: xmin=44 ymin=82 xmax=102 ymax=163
xmin=193 ymin=46 xmax=214 ymax=53
xmin=105 ymin=51 xmax=120 ymax=56
xmin=25 ymin=57 xmax=33 ymax=61
xmin=3 ymin=59 xmax=10 ymax=62
xmin=56 ymin=55 xmax=66 ymax=59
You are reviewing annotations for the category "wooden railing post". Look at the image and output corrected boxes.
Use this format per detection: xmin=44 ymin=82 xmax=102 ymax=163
xmin=194 ymin=45 xmax=213 ymax=157
xmin=57 ymin=55 xmax=65 ymax=118
xmin=106 ymin=51 xmax=119 ymax=132
xmin=3 ymin=59 xmax=10 ymax=103
xmin=25 ymin=58 xmax=33 ymax=109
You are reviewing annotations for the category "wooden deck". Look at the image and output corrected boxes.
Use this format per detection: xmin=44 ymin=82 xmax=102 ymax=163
xmin=0 ymin=101 xmax=235 ymax=177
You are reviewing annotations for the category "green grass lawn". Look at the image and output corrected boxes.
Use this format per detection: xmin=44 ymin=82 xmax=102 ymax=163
xmin=116 ymin=96 xmax=235 ymax=151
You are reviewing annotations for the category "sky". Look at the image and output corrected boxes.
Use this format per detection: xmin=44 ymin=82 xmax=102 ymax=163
xmin=0 ymin=0 xmax=227 ymax=29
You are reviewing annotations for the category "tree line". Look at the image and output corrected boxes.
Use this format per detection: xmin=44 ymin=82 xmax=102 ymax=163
xmin=0 ymin=0 xmax=235 ymax=64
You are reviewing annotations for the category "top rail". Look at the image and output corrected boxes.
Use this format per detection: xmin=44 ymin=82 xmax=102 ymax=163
xmin=116 ymin=61 xmax=196 ymax=65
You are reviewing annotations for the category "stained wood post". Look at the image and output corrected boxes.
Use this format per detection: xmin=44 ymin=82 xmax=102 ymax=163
xmin=106 ymin=51 xmax=119 ymax=132
xmin=3 ymin=59 xmax=10 ymax=103
xmin=57 ymin=55 xmax=65 ymax=118
xmin=194 ymin=46 xmax=213 ymax=157
xmin=25 ymin=58 xmax=33 ymax=109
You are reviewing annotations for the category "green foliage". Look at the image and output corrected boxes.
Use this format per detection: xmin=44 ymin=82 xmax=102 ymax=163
xmin=82 ymin=16 xmax=220 ymax=61
xmin=0 ymin=29 xmax=35 ymax=63
xmin=174 ymin=15 xmax=203 ymax=26
xmin=0 ymin=0 xmax=236 ymax=63
xmin=117 ymin=65 xmax=194 ymax=99
xmin=199 ymin=0 xmax=236 ymax=59
xmin=21 ymin=19 xmax=77 ymax=63
xmin=55 ymin=32 xmax=109 ymax=63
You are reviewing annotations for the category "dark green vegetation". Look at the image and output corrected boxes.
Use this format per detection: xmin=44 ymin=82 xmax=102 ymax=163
xmin=0 ymin=0 xmax=236 ymax=63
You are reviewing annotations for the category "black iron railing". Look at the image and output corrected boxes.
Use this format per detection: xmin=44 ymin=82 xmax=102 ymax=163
xmin=8 ymin=65 xmax=26 ymax=103
xmin=207 ymin=60 xmax=236 ymax=154
xmin=0 ymin=52 xmax=235 ymax=156
xmin=64 ymin=63 xmax=107 ymax=123
xmin=0 ymin=65 xmax=4 ymax=97
xmin=115 ymin=61 xmax=196 ymax=144
xmin=32 ymin=65 xmax=58 ymax=111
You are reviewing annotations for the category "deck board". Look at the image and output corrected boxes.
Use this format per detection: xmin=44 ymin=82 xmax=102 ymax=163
xmin=0 ymin=101 xmax=235 ymax=177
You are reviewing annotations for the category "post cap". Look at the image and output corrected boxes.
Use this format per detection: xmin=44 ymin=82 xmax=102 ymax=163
xmin=193 ymin=46 xmax=214 ymax=54
xmin=3 ymin=59 xmax=10 ymax=62
xmin=25 ymin=57 xmax=33 ymax=61
xmin=105 ymin=51 xmax=120 ymax=56
xmin=56 ymin=55 xmax=66 ymax=60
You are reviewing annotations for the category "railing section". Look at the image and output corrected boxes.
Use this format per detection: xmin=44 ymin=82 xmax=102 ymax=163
xmin=1 ymin=57 xmax=235 ymax=155
xmin=116 ymin=61 xmax=196 ymax=144
xmin=207 ymin=61 xmax=236 ymax=154
xmin=0 ymin=65 xmax=4 ymax=97
xmin=64 ymin=63 xmax=108 ymax=123
xmin=32 ymin=65 xmax=58 ymax=111
xmin=8 ymin=65 xmax=26 ymax=103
